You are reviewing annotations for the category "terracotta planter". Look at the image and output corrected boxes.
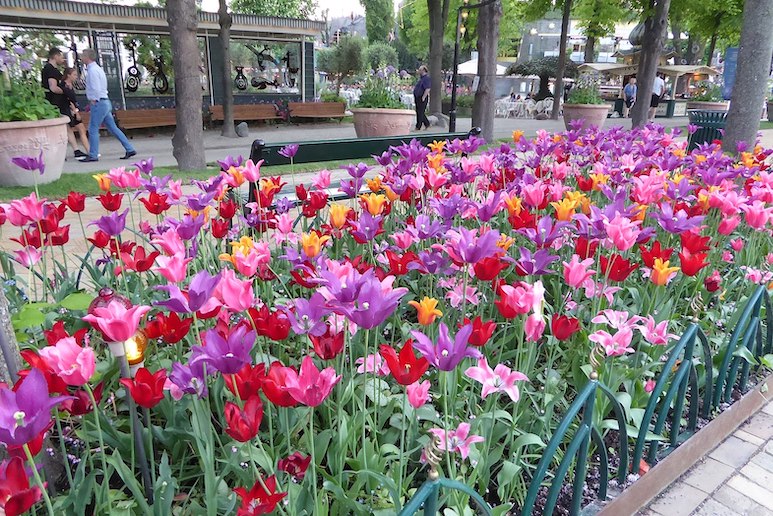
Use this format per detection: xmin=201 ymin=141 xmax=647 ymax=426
xmin=351 ymin=108 xmax=416 ymax=138
xmin=0 ymin=116 xmax=68 ymax=187
xmin=562 ymin=104 xmax=611 ymax=131
xmin=685 ymin=101 xmax=729 ymax=112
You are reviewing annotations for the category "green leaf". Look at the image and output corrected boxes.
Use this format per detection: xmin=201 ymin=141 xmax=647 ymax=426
xmin=60 ymin=292 xmax=93 ymax=311
xmin=732 ymin=346 xmax=758 ymax=365
xmin=511 ymin=433 xmax=546 ymax=450
xmin=497 ymin=461 xmax=521 ymax=501
xmin=153 ymin=453 xmax=178 ymax=516
xmin=12 ymin=302 xmax=51 ymax=329
xmin=105 ymin=450 xmax=152 ymax=514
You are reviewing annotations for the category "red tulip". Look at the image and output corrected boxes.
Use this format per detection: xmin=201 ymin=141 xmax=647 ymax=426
xmin=0 ymin=206 xmax=5 ymax=226
xmin=43 ymin=320 xmax=88 ymax=346
xmin=575 ymin=236 xmax=598 ymax=259
xmin=295 ymin=184 xmax=308 ymax=201
xmin=18 ymin=350 xmax=68 ymax=395
xmin=639 ymin=241 xmax=673 ymax=268
xmin=680 ymin=231 xmax=710 ymax=254
xmin=385 ymin=250 xmax=418 ymax=276
xmin=10 ymin=227 xmax=41 ymax=249
xmin=121 ymin=245 xmax=160 ymax=273
xmin=224 ymin=395 xmax=263 ymax=442
xmin=462 ymin=316 xmax=497 ymax=346
xmin=0 ymin=456 xmax=43 ymax=516
xmin=551 ymin=314 xmax=581 ymax=341
xmin=224 ymin=363 xmax=265 ymax=401
xmin=6 ymin=421 xmax=53 ymax=461
xmin=218 ymin=198 xmax=238 ymax=219
xmin=61 ymin=383 xmax=103 ymax=416
xmin=38 ymin=208 xmax=61 ymax=234
xmin=678 ymin=249 xmax=709 ymax=277
xmin=46 ymin=225 xmax=70 ymax=246
xmin=704 ymin=270 xmax=722 ymax=292
xmin=379 ymin=340 xmax=429 ymax=385
xmin=120 ymin=368 xmax=167 ymax=409
xmin=260 ymin=361 xmax=299 ymax=407
xmin=88 ymin=230 xmax=111 ymax=248
xmin=211 ymin=218 xmax=229 ymax=239
xmin=302 ymin=191 xmax=329 ymax=218
xmin=248 ymin=306 xmax=291 ymax=341
xmin=233 ymin=475 xmax=286 ymax=516
xmin=64 ymin=191 xmax=86 ymax=213
xmin=139 ymin=191 xmax=171 ymax=215
xmin=474 ymin=256 xmax=508 ymax=280
xmin=508 ymin=208 xmax=535 ymax=230
xmin=310 ymin=325 xmax=344 ymax=360
xmin=144 ymin=312 xmax=193 ymax=344
xmin=576 ymin=175 xmax=594 ymax=191
xmin=599 ymin=254 xmax=639 ymax=282
xmin=277 ymin=452 xmax=311 ymax=481
xmin=97 ymin=191 xmax=123 ymax=212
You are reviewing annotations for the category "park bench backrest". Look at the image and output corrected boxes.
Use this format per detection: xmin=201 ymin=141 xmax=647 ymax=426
xmin=210 ymin=104 xmax=280 ymax=122
xmin=288 ymin=102 xmax=346 ymax=118
xmin=114 ymin=108 xmax=177 ymax=130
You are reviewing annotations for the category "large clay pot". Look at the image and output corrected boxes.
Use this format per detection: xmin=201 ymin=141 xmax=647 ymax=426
xmin=562 ymin=104 xmax=611 ymax=131
xmin=0 ymin=116 xmax=68 ymax=186
xmin=351 ymin=108 xmax=416 ymax=138
xmin=685 ymin=101 xmax=729 ymax=112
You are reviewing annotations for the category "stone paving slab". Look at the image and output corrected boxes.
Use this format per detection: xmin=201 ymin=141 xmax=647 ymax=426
xmin=641 ymin=400 xmax=773 ymax=516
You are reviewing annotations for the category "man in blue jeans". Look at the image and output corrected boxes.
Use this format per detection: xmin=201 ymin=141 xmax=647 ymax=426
xmin=81 ymin=48 xmax=136 ymax=163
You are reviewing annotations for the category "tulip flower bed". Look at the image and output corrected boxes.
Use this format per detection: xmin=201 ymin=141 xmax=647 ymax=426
xmin=1 ymin=124 xmax=772 ymax=516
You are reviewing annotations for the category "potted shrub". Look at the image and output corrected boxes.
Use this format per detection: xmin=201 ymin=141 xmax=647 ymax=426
xmin=0 ymin=44 xmax=69 ymax=187
xmin=351 ymin=66 xmax=415 ymax=138
xmin=562 ymin=73 xmax=610 ymax=131
xmin=442 ymin=95 xmax=474 ymax=118
xmin=686 ymin=81 xmax=728 ymax=111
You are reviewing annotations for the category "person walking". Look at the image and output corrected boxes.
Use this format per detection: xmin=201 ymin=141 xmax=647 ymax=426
xmin=413 ymin=65 xmax=431 ymax=131
xmin=81 ymin=48 xmax=136 ymax=163
xmin=61 ymin=67 xmax=90 ymax=159
xmin=649 ymin=73 xmax=666 ymax=121
xmin=623 ymin=77 xmax=637 ymax=118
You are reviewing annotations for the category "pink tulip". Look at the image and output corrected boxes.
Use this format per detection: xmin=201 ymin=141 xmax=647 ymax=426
xmin=730 ymin=238 xmax=744 ymax=252
xmin=6 ymin=192 xmax=45 ymax=226
xmin=108 ymin=167 xmax=141 ymax=189
xmin=722 ymin=250 xmax=734 ymax=263
xmin=82 ymin=300 xmax=151 ymax=343
xmin=589 ymin=327 xmax=635 ymax=357
xmin=524 ymin=313 xmax=546 ymax=342
xmin=522 ymin=181 xmax=545 ymax=208
xmin=605 ymin=214 xmax=641 ymax=252
xmin=636 ymin=315 xmax=678 ymax=346
xmin=39 ymin=337 xmax=96 ymax=386
xmin=390 ymin=231 xmax=417 ymax=250
xmin=428 ymin=422 xmax=484 ymax=460
xmin=406 ymin=380 xmax=431 ymax=408
xmin=478 ymin=154 xmax=495 ymax=175
xmin=644 ymin=379 xmax=656 ymax=393
xmin=154 ymin=253 xmax=192 ymax=283
xmin=718 ymin=215 xmax=740 ymax=235
xmin=13 ymin=246 xmax=42 ymax=268
xmin=168 ymin=180 xmax=183 ymax=200
xmin=355 ymin=353 xmax=390 ymax=375
xmin=152 ymin=229 xmax=186 ymax=256
xmin=283 ymin=356 xmax=341 ymax=407
xmin=242 ymin=159 xmax=263 ymax=183
xmin=740 ymin=200 xmax=771 ymax=230
xmin=214 ymin=269 xmax=254 ymax=311
xmin=312 ymin=169 xmax=331 ymax=190
xmin=563 ymin=254 xmax=595 ymax=288
xmin=464 ymin=358 xmax=527 ymax=402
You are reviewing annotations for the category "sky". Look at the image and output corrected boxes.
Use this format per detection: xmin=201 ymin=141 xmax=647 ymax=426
xmin=199 ymin=0 xmax=365 ymax=19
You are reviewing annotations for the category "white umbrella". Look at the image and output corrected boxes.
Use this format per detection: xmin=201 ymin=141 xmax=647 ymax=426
xmin=457 ymin=58 xmax=507 ymax=76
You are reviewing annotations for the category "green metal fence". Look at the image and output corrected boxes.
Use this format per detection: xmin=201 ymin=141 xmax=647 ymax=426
xmin=400 ymin=285 xmax=772 ymax=516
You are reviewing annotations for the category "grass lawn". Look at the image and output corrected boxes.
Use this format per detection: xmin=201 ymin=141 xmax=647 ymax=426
xmin=0 ymin=157 xmax=377 ymax=202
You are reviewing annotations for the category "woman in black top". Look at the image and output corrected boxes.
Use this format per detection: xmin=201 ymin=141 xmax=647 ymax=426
xmin=60 ymin=67 xmax=89 ymax=160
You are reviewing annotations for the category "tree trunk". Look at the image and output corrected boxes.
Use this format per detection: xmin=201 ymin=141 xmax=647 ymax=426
xmin=631 ymin=0 xmax=671 ymax=128
xmin=427 ymin=0 xmax=451 ymax=116
xmin=218 ymin=0 xmax=237 ymax=138
xmin=471 ymin=0 xmax=502 ymax=141
xmin=535 ymin=75 xmax=552 ymax=100
xmin=671 ymin=20 xmax=687 ymax=95
xmin=584 ymin=34 xmax=596 ymax=63
xmin=706 ymin=31 xmax=718 ymax=66
xmin=551 ymin=0 xmax=573 ymax=120
xmin=723 ymin=0 xmax=773 ymax=153
xmin=167 ymin=0 xmax=206 ymax=170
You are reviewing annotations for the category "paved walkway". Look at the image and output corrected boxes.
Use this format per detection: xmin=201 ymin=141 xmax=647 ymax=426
xmin=64 ymin=115 xmax=693 ymax=174
xmin=640 ymin=401 xmax=773 ymax=516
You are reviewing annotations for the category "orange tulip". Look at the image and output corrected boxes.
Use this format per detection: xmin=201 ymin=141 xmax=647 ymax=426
xmin=408 ymin=297 xmax=442 ymax=326
xmin=512 ymin=130 xmax=524 ymax=143
xmin=505 ymin=195 xmax=523 ymax=216
xmin=428 ymin=140 xmax=446 ymax=153
xmin=650 ymin=258 xmax=679 ymax=286
xmin=361 ymin=193 xmax=388 ymax=216
xmin=93 ymin=173 xmax=112 ymax=192
xmin=550 ymin=198 xmax=579 ymax=222
xmin=427 ymin=153 xmax=445 ymax=171
xmin=301 ymin=232 xmax=330 ymax=258
xmin=329 ymin=204 xmax=350 ymax=229
xmin=366 ymin=176 xmax=383 ymax=193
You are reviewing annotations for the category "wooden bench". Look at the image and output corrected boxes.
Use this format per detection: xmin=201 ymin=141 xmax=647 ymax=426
xmin=288 ymin=102 xmax=346 ymax=121
xmin=114 ymin=108 xmax=177 ymax=130
xmin=210 ymin=104 xmax=281 ymax=123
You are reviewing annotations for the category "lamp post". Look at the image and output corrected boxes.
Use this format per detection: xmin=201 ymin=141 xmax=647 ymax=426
xmin=449 ymin=0 xmax=500 ymax=132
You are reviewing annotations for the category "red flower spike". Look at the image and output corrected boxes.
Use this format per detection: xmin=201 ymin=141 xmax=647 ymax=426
xmin=599 ymin=254 xmax=639 ymax=282
xmin=233 ymin=475 xmax=287 ymax=516
xmin=260 ymin=362 xmax=299 ymax=407
xmin=120 ymin=368 xmax=167 ymax=409
xmin=0 ymin=456 xmax=43 ymax=516
xmin=218 ymin=198 xmax=238 ymax=219
xmin=224 ymin=395 xmax=264 ymax=442
xmin=277 ymin=452 xmax=311 ymax=481
xmin=64 ymin=191 xmax=86 ymax=213
xmin=639 ymin=241 xmax=674 ymax=268
xmin=139 ymin=191 xmax=171 ymax=215
xmin=224 ymin=363 xmax=265 ymax=401
xmin=551 ymin=314 xmax=581 ymax=341
xmin=379 ymin=340 xmax=429 ymax=385
xmin=678 ymin=249 xmax=709 ymax=277
xmin=310 ymin=325 xmax=344 ymax=360
xmin=96 ymin=191 xmax=123 ymax=212
xmin=462 ymin=316 xmax=497 ymax=347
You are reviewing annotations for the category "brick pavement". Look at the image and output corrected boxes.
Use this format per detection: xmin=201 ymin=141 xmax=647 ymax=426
xmin=640 ymin=401 xmax=773 ymax=516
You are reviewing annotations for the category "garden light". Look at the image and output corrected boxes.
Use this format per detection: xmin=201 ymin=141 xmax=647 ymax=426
xmin=124 ymin=330 xmax=148 ymax=375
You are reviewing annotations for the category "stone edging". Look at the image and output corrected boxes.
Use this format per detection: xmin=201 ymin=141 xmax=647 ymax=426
xmin=597 ymin=372 xmax=773 ymax=515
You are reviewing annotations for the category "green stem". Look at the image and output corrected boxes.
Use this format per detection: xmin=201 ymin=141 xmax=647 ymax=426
xmin=308 ymin=407 xmax=319 ymax=511
xmin=86 ymin=383 xmax=111 ymax=510
xmin=24 ymin=442 xmax=55 ymax=516
xmin=54 ymin=412 xmax=74 ymax=489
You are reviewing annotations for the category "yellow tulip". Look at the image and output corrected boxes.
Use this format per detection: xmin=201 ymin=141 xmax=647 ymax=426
xmin=408 ymin=297 xmax=442 ymax=326
xmin=505 ymin=195 xmax=523 ymax=216
xmin=651 ymin=258 xmax=679 ymax=286
xmin=301 ymin=232 xmax=330 ymax=258
xmin=427 ymin=153 xmax=445 ymax=171
xmin=428 ymin=140 xmax=446 ymax=153
xmin=329 ymin=203 xmax=350 ymax=229
xmin=550 ymin=198 xmax=579 ymax=222
xmin=93 ymin=173 xmax=112 ymax=192
xmin=360 ymin=193 xmax=388 ymax=216
xmin=512 ymin=130 xmax=524 ymax=143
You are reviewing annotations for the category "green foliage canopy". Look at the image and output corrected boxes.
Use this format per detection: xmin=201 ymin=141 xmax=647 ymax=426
xmin=230 ymin=0 xmax=317 ymax=18
xmin=360 ymin=0 xmax=395 ymax=43
xmin=317 ymin=36 xmax=365 ymax=92
xmin=363 ymin=42 xmax=399 ymax=70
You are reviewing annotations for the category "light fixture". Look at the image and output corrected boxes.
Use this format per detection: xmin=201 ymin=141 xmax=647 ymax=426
xmin=548 ymin=22 xmax=555 ymax=29
xmin=125 ymin=330 xmax=148 ymax=375
xmin=461 ymin=10 xmax=468 ymax=20
xmin=460 ymin=25 xmax=466 ymax=35
xmin=530 ymin=28 xmax=538 ymax=35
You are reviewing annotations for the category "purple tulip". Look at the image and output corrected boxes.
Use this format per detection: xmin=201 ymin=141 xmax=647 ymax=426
xmin=279 ymin=144 xmax=299 ymax=159
xmin=175 ymin=213 xmax=206 ymax=240
xmin=134 ymin=157 xmax=155 ymax=174
xmin=0 ymin=369 xmax=72 ymax=447
xmin=169 ymin=362 xmax=208 ymax=398
xmin=446 ymin=227 xmax=500 ymax=264
xmin=654 ymin=203 xmax=704 ymax=234
xmin=515 ymin=247 xmax=558 ymax=276
xmin=274 ymin=197 xmax=293 ymax=214
xmin=286 ymin=293 xmax=330 ymax=336
xmin=339 ymin=178 xmax=364 ymax=198
xmin=91 ymin=208 xmax=128 ymax=236
xmin=339 ymin=274 xmax=407 ymax=329
xmin=11 ymin=151 xmax=45 ymax=176
xmin=217 ymin=155 xmax=244 ymax=171
xmin=411 ymin=323 xmax=480 ymax=371
xmin=349 ymin=212 xmax=382 ymax=242
xmin=156 ymin=270 xmax=221 ymax=313
xmin=190 ymin=326 xmax=255 ymax=375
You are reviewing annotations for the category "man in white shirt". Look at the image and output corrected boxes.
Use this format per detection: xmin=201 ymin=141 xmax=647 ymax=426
xmin=81 ymin=48 xmax=136 ymax=162
xmin=649 ymin=73 xmax=666 ymax=121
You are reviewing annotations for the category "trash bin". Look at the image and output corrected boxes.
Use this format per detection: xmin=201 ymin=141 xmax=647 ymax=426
xmin=687 ymin=110 xmax=727 ymax=151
